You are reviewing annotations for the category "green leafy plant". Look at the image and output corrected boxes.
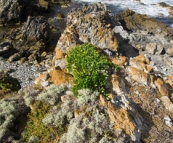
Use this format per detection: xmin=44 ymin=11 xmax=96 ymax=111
xmin=67 ymin=43 xmax=113 ymax=97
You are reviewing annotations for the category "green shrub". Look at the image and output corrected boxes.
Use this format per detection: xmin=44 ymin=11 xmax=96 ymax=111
xmin=67 ymin=43 xmax=113 ymax=97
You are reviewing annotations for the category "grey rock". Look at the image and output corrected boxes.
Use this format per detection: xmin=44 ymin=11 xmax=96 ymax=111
xmin=21 ymin=16 xmax=49 ymax=45
xmin=55 ymin=59 xmax=66 ymax=69
xmin=113 ymin=26 xmax=129 ymax=39
xmin=0 ymin=0 xmax=23 ymax=25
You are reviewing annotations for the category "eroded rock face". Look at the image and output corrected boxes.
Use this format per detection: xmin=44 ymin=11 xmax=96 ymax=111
xmin=22 ymin=16 xmax=49 ymax=45
xmin=0 ymin=0 xmax=24 ymax=25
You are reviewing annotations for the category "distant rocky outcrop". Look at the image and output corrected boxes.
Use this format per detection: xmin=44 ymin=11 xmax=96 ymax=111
xmin=0 ymin=0 xmax=24 ymax=25
xmin=115 ymin=9 xmax=173 ymax=37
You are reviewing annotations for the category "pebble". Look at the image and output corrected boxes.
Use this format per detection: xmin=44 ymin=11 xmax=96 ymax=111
xmin=0 ymin=60 xmax=46 ymax=88
xmin=164 ymin=116 xmax=173 ymax=127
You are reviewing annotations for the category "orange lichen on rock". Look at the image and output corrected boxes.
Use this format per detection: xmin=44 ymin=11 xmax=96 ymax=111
xmin=154 ymin=78 xmax=169 ymax=96
xmin=35 ymin=68 xmax=73 ymax=87
xmin=127 ymin=67 xmax=150 ymax=85
xmin=55 ymin=48 xmax=66 ymax=59
xmin=107 ymin=102 xmax=135 ymax=136
xmin=111 ymin=55 xmax=128 ymax=66
xmin=48 ymin=68 xmax=73 ymax=85
xmin=129 ymin=54 xmax=152 ymax=72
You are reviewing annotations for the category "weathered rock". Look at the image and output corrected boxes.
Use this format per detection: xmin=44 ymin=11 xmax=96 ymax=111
xmin=113 ymin=26 xmax=129 ymax=39
xmin=126 ymin=66 xmax=151 ymax=85
xmin=0 ymin=0 xmax=23 ymax=25
xmin=155 ymin=45 xmax=164 ymax=55
xmin=111 ymin=74 xmax=127 ymax=95
xmin=55 ymin=3 xmax=119 ymax=56
xmin=107 ymin=101 xmax=143 ymax=141
xmin=111 ymin=55 xmax=128 ymax=66
xmin=21 ymin=16 xmax=49 ymax=45
xmin=164 ymin=115 xmax=173 ymax=127
xmin=115 ymin=9 xmax=173 ymax=37
xmin=129 ymin=54 xmax=153 ymax=73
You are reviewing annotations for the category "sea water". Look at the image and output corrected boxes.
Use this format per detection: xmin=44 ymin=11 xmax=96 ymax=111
xmin=73 ymin=0 xmax=173 ymax=27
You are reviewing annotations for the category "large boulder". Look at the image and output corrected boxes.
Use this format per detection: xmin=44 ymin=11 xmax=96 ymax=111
xmin=55 ymin=3 xmax=119 ymax=58
xmin=0 ymin=0 xmax=25 ymax=25
xmin=21 ymin=16 xmax=49 ymax=46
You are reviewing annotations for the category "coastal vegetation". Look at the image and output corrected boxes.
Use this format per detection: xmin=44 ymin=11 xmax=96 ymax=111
xmin=67 ymin=44 xmax=113 ymax=98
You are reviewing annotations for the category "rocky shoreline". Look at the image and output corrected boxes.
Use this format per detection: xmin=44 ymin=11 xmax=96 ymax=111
xmin=0 ymin=1 xmax=173 ymax=143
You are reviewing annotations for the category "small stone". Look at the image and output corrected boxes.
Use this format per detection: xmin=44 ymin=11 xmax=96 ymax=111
xmin=40 ymin=61 xmax=45 ymax=66
xmin=42 ymin=81 xmax=49 ymax=87
xmin=156 ymin=45 xmax=164 ymax=55
xmin=146 ymin=43 xmax=157 ymax=54
xmin=41 ymin=51 xmax=47 ymax=57
xmin=166 ymin=47 xmax=173 ymax=56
